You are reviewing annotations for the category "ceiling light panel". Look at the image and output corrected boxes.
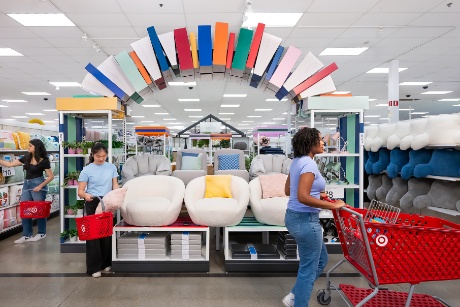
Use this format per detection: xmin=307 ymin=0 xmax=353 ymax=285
xmin=320 ymin=47 xmax=368 ymax=56
xmin=8 ymin=14 xmax=75 ymax=27
xmin=223 ymin=94 xmax=247 ymax=98
xmin=366 ymin=68 xmax=408 ymax=73
xmin=422 ymin=91 xmax=452 ymax=95
xmin=0 ymin=48 xmax=23 ymax=56
xmin=399 ymin=82 xmax=432 ymax=86
xmin=22 ymin=92 xmax=51 ymax=95
xmin=2 ymin=100 xmax=27 ymax=102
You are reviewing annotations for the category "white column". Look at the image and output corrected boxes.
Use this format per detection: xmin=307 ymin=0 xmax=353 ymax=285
xmin=388 ymin=60 xmax=399 ymax=123
xmin=287 ymin=111 xmax=292 ymax=155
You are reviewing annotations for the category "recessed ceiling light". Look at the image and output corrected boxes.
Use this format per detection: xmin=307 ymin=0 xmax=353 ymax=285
xmin=266 ymin=98 xmax=288 ymax=101
xmin=189 ymin=116 xmax=203 ymax=118
xmin=376 ymin=104 xmax=387 ymax=107
xmin=12 ymin=116 xmax=28 ymax=118
xmin=320 ymin=47 xmax=368 ymax=56
xmin=369 ymin=99 xmax=377 ymax=101
xmin=422 ymin=91 xmax=452 ymax=95
xmin=379 ymin=118 xmax=389 ymax=120
xmin=178 ymin=99 xmax=200 ymax=102
xmin=219 ymin=118 xmax=231 ymax=120
xmin=242 ymin=121 xmax=254 ymax=123
xmin=2 ymin=99 xmax=27 ymax=102
xmin=400 ymin=108 xmax=414 ymax=111
xmin=411 ymin=112 xmax=429 ymax=114
xmin=221 ymin=104 xmax=240 ymax=107
xmin=262 ymin=122 xmax=276 ymax=124
xmin=242 ymin=13 xmax=302 ymax=28
xmin=43 ymin=109 xmax=57 ymax=112
xmin=223 ymin=94 xmax=247 ymax=98
xmin=273 ymin=118 xmax=285 ymax=120
xmin=238 ymin=124 xmax=249 ymax=126
xmin=364 ymin=115 xmax=381 ymax=118
xmin=49 ymin=82 xmax=80 ymax=87
xmin=219 ymin=113 xmax=234 ymax=115
xmin=0 ymin=105 xmax=8 ymax=108
xmin=131 ymin=115 xmax=145 ymax=118
xmin=438 ymin=99 xmax=459 ymax=101
xmin=453 ymin=104 xmax=460 ymax=107
xmin=247 ymin=115 xmax=261 ymax=118
xmin=184 ymin=109 xmax=201 ymax=111
xmin=25 ymin=113 xmax=44 ymax=115
xmin=91 ymin=126 xmax=105 ymax=129
xmin=22 ymin=92 xmax=51 ymax=95
xmin=142 ymin=104 xmax=160 ymax=107
xmin=331 ymin=91 xmax=351 ymax=94
xmin=43 ymin=120 xmax=54 ymax=123
xmin=399 ymin=82 xmax=432 ymax=86
xmin=8 ymin=13 xmax=75 ymax=27
xmin=367 ymin=68 xmax=408 ymax=74
xmin=141 ymin=121 xmax=154 ymax=123
xmin=168 ymin=82 xmax=197 ymax=86
xmin=154 ymin=113 xmax=168 ymax=115
xmin=0 ymin=48 xmax=23 ymax=56
xmin=255 ymin=109 xmax=273 ymax=111
xmin=163 ymin=118 xmax=177 ymax=120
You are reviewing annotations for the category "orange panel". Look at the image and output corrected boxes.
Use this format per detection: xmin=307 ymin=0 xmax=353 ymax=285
xmin=213 ymin=22 xmax=228 ymax=66
xmin=129 ymin=51 xmax=152 ymax=84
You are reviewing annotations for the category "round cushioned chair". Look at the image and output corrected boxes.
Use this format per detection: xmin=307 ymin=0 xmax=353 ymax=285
xmin=121 ymin=175 xmax=185 ymax=226
xmin=184 ymin=176 xmax=249 ymax=227
xmin=249 ymin=177 xmax=288 ymax=226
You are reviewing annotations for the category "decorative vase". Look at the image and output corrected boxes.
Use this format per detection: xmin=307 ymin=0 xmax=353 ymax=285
xmin=68 ymin=148 xmax=76 ymax=154
xmin=76 ymin=148 xmax=83 ymax=154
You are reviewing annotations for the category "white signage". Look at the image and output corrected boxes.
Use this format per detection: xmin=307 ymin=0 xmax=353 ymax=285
xmin=325 ymin=185 xmax=344 ymax=199
xmin=199 ymin=122 xmax=221 ymax=133
xmin=2 ymin=167 xmax=15 ymax=177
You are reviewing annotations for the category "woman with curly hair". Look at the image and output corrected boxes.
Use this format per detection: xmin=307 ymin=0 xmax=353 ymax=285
xmin=282 ymin=128 xmax=345 ymax=307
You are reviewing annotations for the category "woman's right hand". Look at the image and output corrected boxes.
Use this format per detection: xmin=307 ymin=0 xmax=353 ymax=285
xmin=331 ymin=199 xmax=346 ymax=210
xmin=84 ymin=193 xmax=93 ymax=202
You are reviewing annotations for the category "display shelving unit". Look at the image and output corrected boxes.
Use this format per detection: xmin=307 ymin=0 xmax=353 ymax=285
xmin=188 ymin=133 xmax=233 ymax=163
xmin=252 ymin=126 xmax=289 ymax=155
xmin=112 ymin=220 xmax=210 ymax=272
xmin=57 ymin=104 xmax=114 ymax=253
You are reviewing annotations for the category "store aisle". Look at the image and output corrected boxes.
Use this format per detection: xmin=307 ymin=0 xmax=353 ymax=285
xmin=0 ymin=218 xmax=459 ymax=307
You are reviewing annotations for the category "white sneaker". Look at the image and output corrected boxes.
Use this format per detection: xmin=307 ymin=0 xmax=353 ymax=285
xmin=282 ymin=292 xmax=295 ymax=307
xmin=14 ymin=236 xmax=32 ymax=244
xmin=102 ymin=266 xmax=111 ymax=273
xmin=29 ymin=234 xmax=46 ymax=242
xmin=92 ymin=271 xmax=101 ymax=278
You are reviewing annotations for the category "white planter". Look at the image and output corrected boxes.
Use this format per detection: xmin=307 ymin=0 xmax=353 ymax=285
xmin=77 ymin=209 xmax=83 ymax=216
xmin=69 ymin=236 xmax=77 ymax=242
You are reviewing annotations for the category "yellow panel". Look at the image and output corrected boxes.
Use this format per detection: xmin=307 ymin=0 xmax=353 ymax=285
xmin=190 ymin=32 xmax=199 ymax=69
xmin=56 ymin=97 xmax=120 ymax=111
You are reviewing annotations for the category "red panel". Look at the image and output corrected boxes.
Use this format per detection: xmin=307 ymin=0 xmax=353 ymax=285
xmin=226 ymin=32 xmax=236 ymax=69
xmin=292 ymin=62 xmax=338 ymax=95
xmin=246 ymin=23 xmax=265 ymax=68
xmin=174 ymin=28 xmax=193 ymax=70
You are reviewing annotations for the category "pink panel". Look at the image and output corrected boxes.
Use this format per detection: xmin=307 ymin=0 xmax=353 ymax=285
xmin=269 ymin=46 xmax=302 ymax=88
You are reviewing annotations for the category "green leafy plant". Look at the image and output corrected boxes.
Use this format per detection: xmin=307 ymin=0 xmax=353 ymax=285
xmin=60 ymin=230 xmax=68 ymax=238
xmin=68 ymin=228 xmax=78 ymax=238
xmin=81 ymin=141 xmax=93 ymax=154
xmin=220 ymin=139 xmax=230 ymax=148
xmin=197 ymin=139 xmax=209 ymax=148
xmin=245 ymin=153 xmax=255 ymax=172
xmin=74 ymin=199 xmax=85 ymax=210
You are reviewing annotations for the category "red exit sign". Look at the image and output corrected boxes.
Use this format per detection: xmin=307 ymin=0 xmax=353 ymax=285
xmin=389 ymin=100 xmax=399 ymax=106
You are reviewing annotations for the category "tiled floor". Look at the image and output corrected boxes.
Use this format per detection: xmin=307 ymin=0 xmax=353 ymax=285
xmin=0 ymin=218 xmax=459 ymax=307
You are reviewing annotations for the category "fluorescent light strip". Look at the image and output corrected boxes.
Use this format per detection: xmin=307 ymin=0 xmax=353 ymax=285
xmin=163 ymin=118 xmax=177 ymax=120
xmin=219 ymin=118 xmax=231 ymax=120
xmin=399 ymin=82 xmax=432 ymax=86
xmin=411 ymin=112 xmax=429 ymax=114
xmin=273 ymin=118 xmax=285 ymax=120
xmin=364 ymin=115 xmax=381 ymax=118
xmin=422 ymin=91 xmax=452 ymax=95
xmin=221 ymin=105 xmax=240 ymax=107
xmin=223 ymin=94 xmax=247 ymax=98
xmin=142 ymin=105 xmax=160 ymax=107
xmin=438 ymin=99 xmax=459 ymax=101
xmin=168 ymin=82 xmax=197 ymax=86
xmin=242 ymin=121 xmax=254 ymax=123
xmin=12 ymin=116 xmax=28 ymax=118
xmin=141 ymin=121 xmax=154 ymax=123
xmin=255 ymin=109 xmax=273 ymax=111
xmin=376 ymin=104 xmax=387 ymax=107
xmin=247 ymin=116 xmax=261 ymax=118
xmin=43 ymin=109 xmax=57 ymax=112
xmin=178 ymin=99 xmax=200 ymax=102
xmin=8 ymin=13 xmax=75 ymax=27
xmin=154 ymin=113 xmax=168 ymax=115
xmin=25 ymin=113 xmax=44 ymax=115
xmin=238 ymin=124 xmax=249 ymax=126
xmin=22 ymin=92 xmax=51 ymax=95
xmin=2 ymin=99 xmax=27 ymax=102
xmin=131 ymin=116 xmax=145 ymax=118
xmin=184 ymin=109 xmax=202 ymax=111
xmin=367 ymin=68 xmax=407 ymax=74
xmin=320 ymin=47 xmax=368 ymax=56
xmin=0 ymin=48 xmax=23 ymax=56
xmin=400 ymin=109 xmax=414 ymax=111
xmin=0 ymin=105 xmax=8 ymax=108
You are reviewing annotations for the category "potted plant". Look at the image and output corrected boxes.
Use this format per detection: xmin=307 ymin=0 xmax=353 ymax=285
xmin=75 ymin=199 xmax=85 ymax=216
xmin=60 ymin=230 xmax=68 ymax=243
xmin=197 ymin=139 xmax=209 ymax=149
xmin=67 ymin=141 xmax=78 ymax=154
xmin=68 ymin=228 xmax=78 ymax=242
xmin=65 ymin=205 xmax=76 ymax=216
xmin=75 ymin=141 xmax=84 ymax=154
xmin=81 ymin=141 xmax=93 ymax=154
xmin=220 ymin=139 xmax=230 ymax=148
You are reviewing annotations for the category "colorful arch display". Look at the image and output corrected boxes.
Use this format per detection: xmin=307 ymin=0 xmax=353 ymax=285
xmin=81 ymin=22 xmax=338 ymax=105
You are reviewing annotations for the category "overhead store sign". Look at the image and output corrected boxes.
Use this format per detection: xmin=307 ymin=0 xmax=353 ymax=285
xmin=199 ymin=122 xmax=221 ymax=133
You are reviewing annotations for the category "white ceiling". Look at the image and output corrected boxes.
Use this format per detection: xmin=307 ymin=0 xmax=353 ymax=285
xmin=0 ymin=0 xmax=460 ymax=133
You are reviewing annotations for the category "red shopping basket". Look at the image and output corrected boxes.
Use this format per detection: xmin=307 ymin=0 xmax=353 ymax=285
xmin=20 ymin=201 xmax=52 ymax=218
xmin=75 ymin=197 xmax=113 ymax=240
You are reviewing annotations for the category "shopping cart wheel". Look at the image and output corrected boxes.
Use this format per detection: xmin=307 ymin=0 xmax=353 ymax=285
xmin=316 ymin=290 xmax=331 ymax=305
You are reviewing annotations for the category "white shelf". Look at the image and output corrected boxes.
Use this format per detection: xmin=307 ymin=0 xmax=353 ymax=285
xmin=0 ymin=223 xmax=21 ymax=234
xmin=325 ymin=184 xmax=360 ymax=189
xmin=0 ymin=203 xmax=19 ymax=211
xmin=0 ymin=181 xmax=24 ymax=188
xmin=62 ymin=240 xmax=85 ymax=244
xmin=0 ymin=149 xmax=28 ymax=152
xmin=427 ymin=207 xmax=460 ymax=216
xmin=64 ymin=186 xmax=78 ymax=189
xmin=64 ymin=154 xmax=89 ymax=158
xmin=425 ymin=175 xmax=460 ymax=182
xmin=64 ymin=215 xmax=83 ymax=218
xmin=316 ymin=153 xmax=359 ymax=157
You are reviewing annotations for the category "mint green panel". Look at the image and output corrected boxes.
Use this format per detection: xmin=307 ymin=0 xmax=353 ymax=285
xmin=115 ymin=51 xmax=148 ymax=92
xmin=231 ymin=28 xmax=253 ymax=70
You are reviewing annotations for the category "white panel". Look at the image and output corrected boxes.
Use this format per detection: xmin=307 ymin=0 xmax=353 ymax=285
xmin=130 ymin=37 xmax=163 ymax=81
xmin=253 ymin=33 xmax=282 ymax=76
xmin=283 ymin=52 xmax=324 ymax=92
xmin=158 ymin=31 xmax=178 ymax=67
xmin=297 ymin=13 xmax=362 ymax=27
xmin=67 ymin=14 xmax=131 ymax=27
xmin=0 ymin=0 xmax=60 ymax=13
xmin=81 ymin=73 xmax=115 ymax=97
xmin=98 ymin=55 xmax=136 ymax=96
xmin=300 ymin=76 xmax=336 ymax=99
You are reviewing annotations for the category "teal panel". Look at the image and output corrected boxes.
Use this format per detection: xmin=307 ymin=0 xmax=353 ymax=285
xmin=115 ymin=51 xmax=148 ymax=92
xmin=231 ymin=28 xmax=253 ymax=70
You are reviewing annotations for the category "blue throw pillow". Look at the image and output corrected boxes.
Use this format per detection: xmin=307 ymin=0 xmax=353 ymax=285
xmin=218 ymin=154 xmax=240 ymax=170
xmin=182 ymin=152 xmax=199 ymax=157
xmin=181 ymin=154 xmax=202 ymax=170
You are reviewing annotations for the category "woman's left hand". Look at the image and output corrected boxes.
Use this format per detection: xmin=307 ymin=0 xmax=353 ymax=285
xmin=33 ymin=186 xmax=42 ymax=192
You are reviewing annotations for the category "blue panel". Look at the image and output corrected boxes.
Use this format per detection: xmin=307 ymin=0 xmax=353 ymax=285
xmin=85 ymin=63 xmax=126 ymax=100
xmin=147 ymin=26 xmax=169 ymax=72
xmin=75 ymin=117 xmax=84 ymax=171
xmin=265 ymin=46 xmax=284 ymax=80
xmin=198 ymin=25 xmax=212 ymax=67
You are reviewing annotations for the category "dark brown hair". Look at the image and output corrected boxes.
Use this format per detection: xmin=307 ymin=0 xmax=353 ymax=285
xmin=24 ymin=139 xmax=49 ymax=170
xmin=292 ymin=127 xmax=321 ymax=158
xmin=89 ymin=142 xmax=108 ymax=163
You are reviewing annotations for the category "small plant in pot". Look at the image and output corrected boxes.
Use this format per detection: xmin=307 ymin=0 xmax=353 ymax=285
xmin=60 ymin=230 xmax=68 ymax=243
xmin=75 ymin=199 xmax=85 ymax=216
xmin=220 ymin=139 xmax=230 ymax=148
xmin=75 ymin=141 xmax=84 ymax=154
xmin=66 ymin=141 xmax=78 ymax=154
xmin=81 ymin=141 xmax=93 ymax=154
xmin=68 ymin=228 xmax=78 ymax=242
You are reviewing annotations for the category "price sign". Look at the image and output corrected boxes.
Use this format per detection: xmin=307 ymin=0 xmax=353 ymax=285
xmin=2 ymin=166 xmax=15 ymax=177
xmin=359 ymin=133 xmax=364 ymax=146
xmin=58 ymin=132 xmax=64 ymax=145
xmin=325 ymin=185 xmax=344 ymax=199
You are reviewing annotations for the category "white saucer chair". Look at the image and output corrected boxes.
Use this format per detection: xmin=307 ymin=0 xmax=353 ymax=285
xmin=121 ymin=175 xmax=185 ymax=226
xmin=249 ymin=177 xmax=288 ymax=226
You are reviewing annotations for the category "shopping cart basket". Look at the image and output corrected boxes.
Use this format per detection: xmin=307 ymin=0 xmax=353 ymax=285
xmin=20 ymin=201 xmax=52 ymax=218
xmin=75 ymin=197 xmax=113 ymax=240
xmin=318 ymin=200 xmax=460 ymax=307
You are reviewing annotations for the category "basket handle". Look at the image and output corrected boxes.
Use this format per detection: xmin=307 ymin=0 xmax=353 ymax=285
xmin=83 ymin=196 xmax=105 ymax=216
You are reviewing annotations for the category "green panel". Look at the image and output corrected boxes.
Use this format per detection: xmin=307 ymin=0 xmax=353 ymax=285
xmin=66 ymin=116 xmax=77 ymax=209
xmin=231 ymin=28 xmax=253 ymax=70
xmin=346 ymin=115 xmax=356 ymax=207
xmin=115 ymin=51 xmax=148 ymax=92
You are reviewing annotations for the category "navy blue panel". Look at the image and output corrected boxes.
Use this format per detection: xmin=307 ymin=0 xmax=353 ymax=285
xmin=147 ymin=26 xmax=169 ymax=72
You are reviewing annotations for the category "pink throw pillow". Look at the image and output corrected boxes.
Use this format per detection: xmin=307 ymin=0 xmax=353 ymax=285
xmin=259 ymin=174 xmax=288 ymax=199
xmin=96 ymin=187 xmax=128 ymax=213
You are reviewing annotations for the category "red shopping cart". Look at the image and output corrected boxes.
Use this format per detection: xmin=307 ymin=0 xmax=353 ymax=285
xmin=317 ymin=200 xmax=460 ymax=307
xmin=75 ymin=197 xmax=113 ymax=241
xmin=20 ymin=201 xmax=52 ymax=218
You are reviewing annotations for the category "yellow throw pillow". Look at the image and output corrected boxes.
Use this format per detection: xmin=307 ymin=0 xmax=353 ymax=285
xmin=204 ymin=175 xmax=232 ymax=198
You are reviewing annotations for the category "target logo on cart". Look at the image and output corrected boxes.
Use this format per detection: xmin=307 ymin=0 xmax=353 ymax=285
xmin=80 ymin=225 xmax=86 ymax=233
xmin=375 ymin=234 xmax=388 ymax=247
xmin=30 ymin=207 xmax=38 ymax=213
